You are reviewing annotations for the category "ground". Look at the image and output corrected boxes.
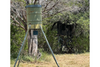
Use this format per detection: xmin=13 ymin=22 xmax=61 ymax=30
xmin=11 ymin=53 xmax=89 ymax=67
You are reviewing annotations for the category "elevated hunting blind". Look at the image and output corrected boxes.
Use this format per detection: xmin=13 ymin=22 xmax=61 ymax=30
xmin=26 ymin=5 xmax=42 ymax=29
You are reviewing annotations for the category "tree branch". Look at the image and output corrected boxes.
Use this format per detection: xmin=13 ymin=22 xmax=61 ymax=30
xmin=46 ymin=1 xmax=59 ymax=12
xmin=34 ymin=0 xmax=38 ymax=4
xmin=11 ymin=23 xmax=25 ymax=30
xmin=11 ymin=9 xmax=27 ymax=30
xmin=22 ymin=10 xmax=27 ymax=23
xmin=42 ymin=1 xmax=52 ymax=12
xmin=11 ymin=15 xmax=25 ymax=30
xmin=49 ymin=8 xmax=68 ymax=17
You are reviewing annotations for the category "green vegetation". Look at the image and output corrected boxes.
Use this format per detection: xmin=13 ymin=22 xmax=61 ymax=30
xmin=11 ymin=24 xmax=25 ymax=58
xmin=11 ymin=49 xmax=51 ymax=64
xmin=10 ymin=0 xmax=89 ymax=65
xmin=38 ymin=11 xmax=89 ymax=53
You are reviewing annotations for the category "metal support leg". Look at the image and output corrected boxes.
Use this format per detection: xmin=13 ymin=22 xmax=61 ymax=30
xmin=40 ymin=25 xmax=60 ymax=67
xmin=14 ymin=26 xmax=30 ymax=67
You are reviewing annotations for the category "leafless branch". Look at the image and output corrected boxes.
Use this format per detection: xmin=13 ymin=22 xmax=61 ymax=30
xmin=11 ymin=9 xmax=27 ymax=30
xmin=46 ymin=1 xmax=59 ymax=12
xmin=42 ymin=1 xmax=52 ymax=12
xmin=34 ymin=0 xmax=38 ymax=4
xmin=22 ymin=10 xmax=27 ymax=22
xmin=11 ymin=15 xmax=25 ymax=30
xmin=49 ymin=8 xmax=68 ymax=17
xmin=11 ymin=23 xmax=25 ymax=30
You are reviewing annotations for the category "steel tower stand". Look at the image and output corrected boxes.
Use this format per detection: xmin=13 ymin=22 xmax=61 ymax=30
xmin=13 ymin=25 xmax=60 ymax=67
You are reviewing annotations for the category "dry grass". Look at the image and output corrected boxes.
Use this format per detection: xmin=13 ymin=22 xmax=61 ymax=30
xmin=11 ymin=53 xmax=89 ymax=67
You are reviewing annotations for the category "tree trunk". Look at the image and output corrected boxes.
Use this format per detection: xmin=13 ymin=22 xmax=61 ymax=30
xmin=28 ymin=29 xmax=38 ymax=56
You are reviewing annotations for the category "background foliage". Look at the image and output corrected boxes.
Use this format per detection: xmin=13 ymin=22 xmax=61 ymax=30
xmin=11 ymin=0 xmax=89 ymax=59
